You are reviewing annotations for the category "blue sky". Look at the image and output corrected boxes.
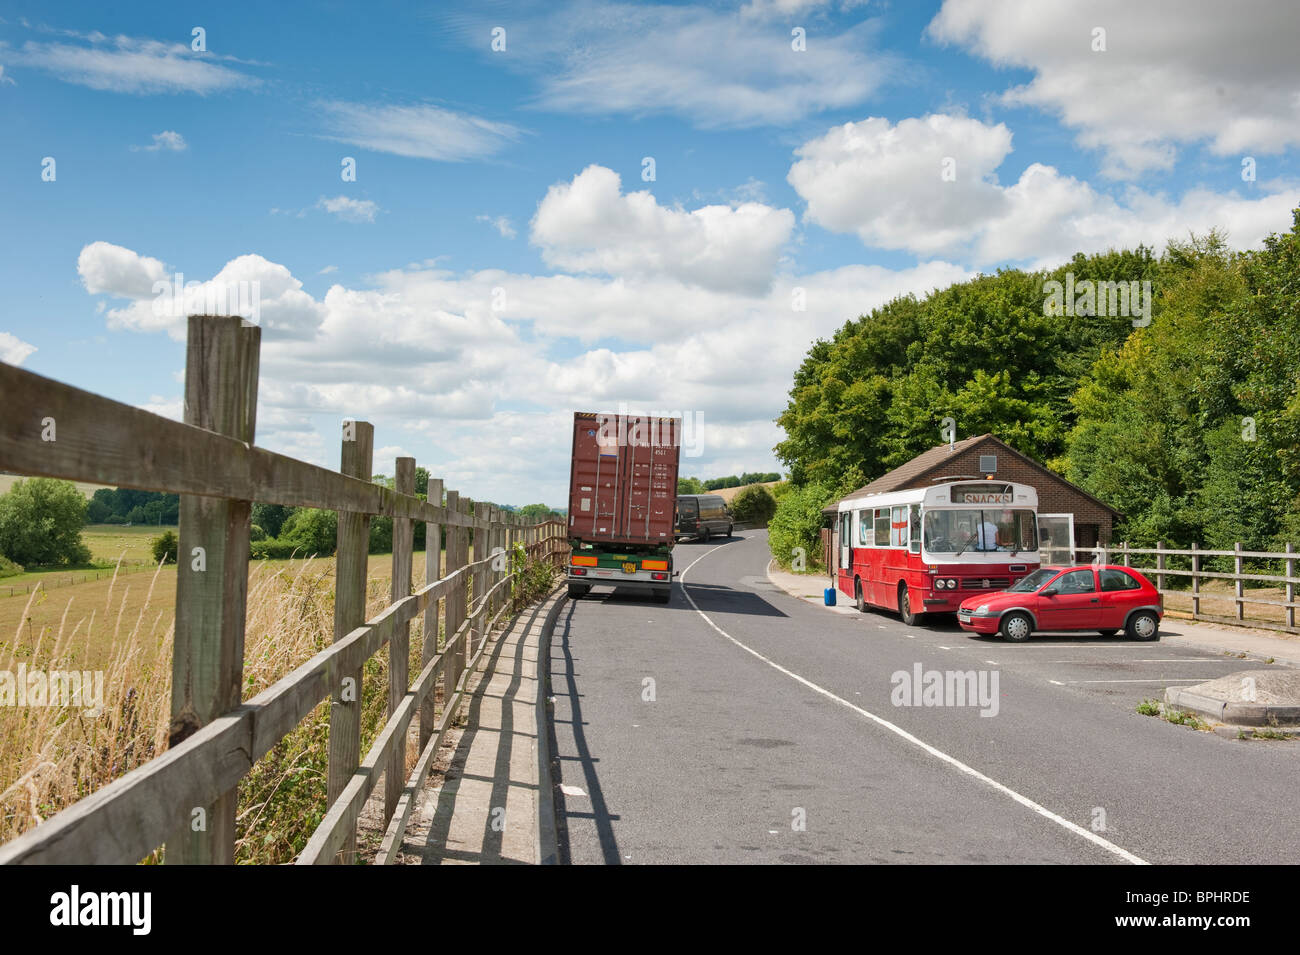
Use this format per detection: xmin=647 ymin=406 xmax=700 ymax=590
xmin=2 ymin=0 xmax=1298 ymax=506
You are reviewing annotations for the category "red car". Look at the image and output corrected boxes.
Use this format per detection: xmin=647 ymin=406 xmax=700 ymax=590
xmin=957 ymin=565 xmax=1163 ymax=642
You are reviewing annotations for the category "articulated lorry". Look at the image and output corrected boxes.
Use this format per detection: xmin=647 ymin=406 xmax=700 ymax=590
xmin=566 ymin=411 xmax=682 ymax=603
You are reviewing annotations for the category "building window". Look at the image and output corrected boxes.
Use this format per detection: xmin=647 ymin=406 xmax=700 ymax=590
xmin=979 ymin=454 xmax=998 ymax=473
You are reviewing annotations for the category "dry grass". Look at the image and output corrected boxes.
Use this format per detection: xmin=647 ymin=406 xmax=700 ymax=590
xmin=0 ymin=550 xmax=451 ymax=863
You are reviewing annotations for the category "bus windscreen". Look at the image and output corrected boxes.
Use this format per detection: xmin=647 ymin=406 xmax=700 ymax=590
xmin=922 ymin=509 xmax=1038 ymax=555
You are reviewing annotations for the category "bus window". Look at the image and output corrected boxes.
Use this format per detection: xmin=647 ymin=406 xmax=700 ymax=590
xmin=874 ymin=509 xmax=890 ymax=546
xmin=857 ymin=510 xmax=871 ymax=545
xmin=909 ymin=507 xmax=921 ymax=553
xmin=891 ymin=506 xmax=908 ymax=547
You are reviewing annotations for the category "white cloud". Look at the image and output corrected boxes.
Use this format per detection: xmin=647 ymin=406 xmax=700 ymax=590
xmin=73 ymin=239 xmax=969 ymax=503
xmin=0 ymin=332 xmax=37 ymax=366
xmin=78 ymin=243 xmax=325 ymax=341
xmin=319 ymin=265 xmax=338 ymax=274
xmin=137 ymin=395 xmax=182 ymax=421
xmin=927 ymin=0 xmax=1300 ymax=177
xmin=788 ymin=113 xmax=1300 ymax=267
xmin=77 ymin=241 xmax=168 ymax=298
xmin=0 ymin=65 xmax=15 ymax=87
xmin=2 ymin=35 xmax=256 ymax=94
xmin=531 ymin=165 xmax=796 ymax=294
xmin=317 ymin=100 xmax=523 ymax=162
xmin=466 ymin=1 xmax=896 ymax=128
xmin=131 ymin=130 xmax=186 ymax=152
xmin=317 ymin=195 xmax=379 ymax=223
xmin=477 ymin=215 xmax=517 ymax=239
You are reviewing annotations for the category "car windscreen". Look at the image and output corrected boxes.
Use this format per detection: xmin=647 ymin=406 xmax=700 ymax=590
xmin=1006 ymin=568 xmax=1059 ymax=592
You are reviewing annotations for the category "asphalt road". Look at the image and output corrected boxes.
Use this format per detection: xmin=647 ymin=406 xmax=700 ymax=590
xmin=546 ymin=530 xmax=1300 ymax=865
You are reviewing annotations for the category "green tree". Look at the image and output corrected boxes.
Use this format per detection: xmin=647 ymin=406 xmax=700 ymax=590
xmin=279 ymin=508 xmax=338 ymax=556
xmin=730 ymin=485 xmax=777 ymax=525
xmin=767 ymin=482 xmax=833 ymax=571
xmin=251 ymin=503 xmax=294 ymax=539
xmin=151 ymin=530 xmax=179 ymax=564
xmin=677 ymin=477 xmax=704 ymax=494
xmin=0 ymin=478 xmax=93 ymax=566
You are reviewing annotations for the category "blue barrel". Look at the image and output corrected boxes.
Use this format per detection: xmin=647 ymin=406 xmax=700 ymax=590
xmin=823 ymin=587 xmax=837 ymax=606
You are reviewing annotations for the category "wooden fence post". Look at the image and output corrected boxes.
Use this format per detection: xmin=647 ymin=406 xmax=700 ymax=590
xmin=1191 ymin=542 xmax=1200 ymax=619
xmin=1122 ymin=541 xmax=1129 ymax=568
xmin=1287 ymin=542 xmax=1296 ymax=630
xmin=443 ymin=490 xmax=464 ymax=713
xmin=473 ymin=502 xmax=490 ymax=661
xmin=327 ymin=418 xmax=373 ymax=865
xmin=386 ymin=457 xmax=415 ymax=824
xmin=1156 ymin=540 xmax=1166 ymax=592
xmin=419 ymin=477 xmax=444 ymax=751
xmin=1234 ymin=542 xmax=1244 ymax=621
xmin=166 ymin=315 xmax=260 ymax=865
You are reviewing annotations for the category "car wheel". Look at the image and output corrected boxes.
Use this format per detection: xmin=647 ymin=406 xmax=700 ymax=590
xmin=1000 ymin=611 xmax=1033 ymax=642
xmin=726 ymin=524 xmax=733 ymax=538
xmin=898 ymin=584 xmax=920 ymax=626
xmin=855 ymin=578 xmax=866 ymax=613
xmin=1097 ymin=628 xmax=1118 ymax=637
xmin=702 ymin=527 xmax=711 ymax=542
xmin=568 ymin=584 xmax=590 ymax=599
xmin=1126 ymin=610 xmax=1159 ymax=641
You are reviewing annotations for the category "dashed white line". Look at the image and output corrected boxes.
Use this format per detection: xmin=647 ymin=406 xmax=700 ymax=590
xmin=677 ymin=549 xmax=1148 ymax=866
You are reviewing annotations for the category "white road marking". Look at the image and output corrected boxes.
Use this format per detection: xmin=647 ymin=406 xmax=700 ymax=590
xmin=1061 ymin=679 xmax=1206 ymax=684
xmin=560 ymin=784 xmax=588 ymax=798
xmin=678 ymin=548 xmax=1148 ymax=866
xmin=1049 ymin=680 xmax=1065 ymax=685
xmin=1046 ymin=659 xmax=1223 ymax=664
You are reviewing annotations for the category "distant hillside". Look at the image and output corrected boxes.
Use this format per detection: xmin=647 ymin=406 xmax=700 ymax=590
xmin=708 ymin=481 xmax=780 ymax=504
xmin=0 ymin=473 xmax=109 ymax=499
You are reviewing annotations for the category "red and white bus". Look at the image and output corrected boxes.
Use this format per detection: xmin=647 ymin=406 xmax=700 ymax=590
xmin=834 ymin=480 xmax=1040 ymax=624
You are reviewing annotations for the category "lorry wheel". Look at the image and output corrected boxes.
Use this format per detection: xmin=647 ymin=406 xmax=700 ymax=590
xmin=568 ymin=584 xmax=590 ymax=599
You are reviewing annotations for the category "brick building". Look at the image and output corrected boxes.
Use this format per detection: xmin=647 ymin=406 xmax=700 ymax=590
xmin=821 ymin=434 xmax=1120 ymax=560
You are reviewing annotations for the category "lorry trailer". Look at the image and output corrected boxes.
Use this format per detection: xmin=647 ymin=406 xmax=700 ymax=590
xmin=566 ymin=411 xmax=682 ymax=602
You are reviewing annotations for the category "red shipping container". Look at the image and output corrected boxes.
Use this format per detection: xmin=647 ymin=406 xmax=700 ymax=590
xmin=568 ymin=411 xmax=681 ymax=548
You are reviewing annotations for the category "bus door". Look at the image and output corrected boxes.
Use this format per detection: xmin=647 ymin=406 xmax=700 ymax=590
xmin=839 ymin=511 xmax=851 ymax=576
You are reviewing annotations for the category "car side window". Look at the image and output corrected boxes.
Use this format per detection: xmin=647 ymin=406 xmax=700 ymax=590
xmin=1054 ymin=570 xmax=1096 ymax=594
xmin=1100 ymin=569 xmax=1140 ymax=591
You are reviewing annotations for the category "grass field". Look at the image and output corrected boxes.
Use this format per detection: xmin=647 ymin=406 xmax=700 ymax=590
xmin=0 ymin=545 xmax=467 ymax=860
xmin=0 ymin=525 xmax=164 ymax=591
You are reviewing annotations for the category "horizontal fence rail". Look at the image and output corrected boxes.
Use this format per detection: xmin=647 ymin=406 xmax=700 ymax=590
xmin=1042 ymin=540 xmax=1300 ymax=632
xmin=0 ymin=314 xmax=569 ymax=865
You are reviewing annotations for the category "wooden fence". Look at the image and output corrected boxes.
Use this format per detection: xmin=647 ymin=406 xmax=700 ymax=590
xmin=0 ymin=314 xmax=568 ymax=865
xmin=1044 ymin=541 xmax=1300 ymax=633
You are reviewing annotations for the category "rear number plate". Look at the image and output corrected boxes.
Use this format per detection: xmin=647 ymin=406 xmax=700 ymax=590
xmin=622 ymin=562 xmax=637 ymax=574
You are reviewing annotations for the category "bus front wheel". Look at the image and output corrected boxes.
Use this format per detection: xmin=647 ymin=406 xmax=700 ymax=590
xmin=898 ymin=584 xmax=921 ymax=627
